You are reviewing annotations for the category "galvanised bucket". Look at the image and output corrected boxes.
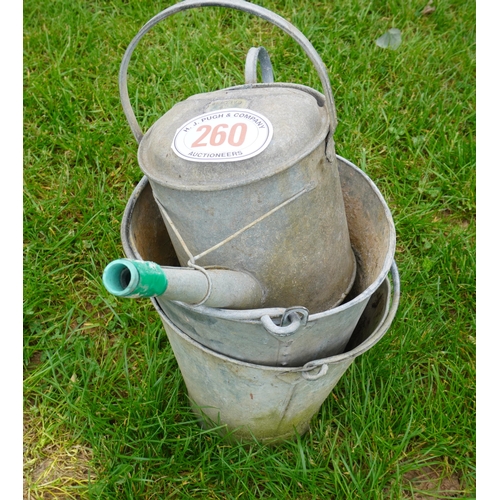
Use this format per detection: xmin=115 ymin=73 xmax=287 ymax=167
xmin=151 ymin=265 xmax=399 ymax=443
xmin=121 ymin=157 xmax=396 ymax=367
xmin=119 ymin=0 xmax=357 ymax=314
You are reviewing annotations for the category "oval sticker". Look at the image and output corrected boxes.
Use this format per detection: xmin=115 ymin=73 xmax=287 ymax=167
xmin=172 ymin=108 xmax=273 ymax=162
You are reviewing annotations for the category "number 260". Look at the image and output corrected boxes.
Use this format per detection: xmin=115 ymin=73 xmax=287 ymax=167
xmin=191 ymin=123 xmax=248 ymax=148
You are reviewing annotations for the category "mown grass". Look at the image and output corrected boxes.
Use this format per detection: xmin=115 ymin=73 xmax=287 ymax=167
xmin=23 ymin=0 xmax=475 ymax=498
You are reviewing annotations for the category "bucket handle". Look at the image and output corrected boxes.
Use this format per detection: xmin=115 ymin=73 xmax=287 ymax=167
xmin=301 ymin=260 xmax=400 ymax=380
xmin=260 ymin=307 xmax=309 ymax=337
xmin=119 ymin=0 xmax=338 ymax=144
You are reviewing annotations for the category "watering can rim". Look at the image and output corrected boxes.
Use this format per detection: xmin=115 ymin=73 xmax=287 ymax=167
xmin=137 ymin=82 xmax=332 ymax=191
xmin=121 ymin=155 xmax=396 ymax=321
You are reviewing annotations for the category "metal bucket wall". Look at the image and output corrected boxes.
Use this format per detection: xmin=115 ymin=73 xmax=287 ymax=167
xmin=121 ymin=156 xmax=396 ymax=366
xmin=151 ymin=271 xmax=398 ymax=443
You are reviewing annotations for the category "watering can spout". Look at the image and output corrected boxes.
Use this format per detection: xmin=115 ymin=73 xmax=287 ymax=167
xmin=102 ymin=258 xmax=264 ymax=309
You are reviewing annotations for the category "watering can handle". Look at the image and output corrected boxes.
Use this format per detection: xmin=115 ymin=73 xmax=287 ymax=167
xmin=245 ymin=47 xmax=274 ymax=84
xmin=119 ymin=0 xmax=338 ymax=144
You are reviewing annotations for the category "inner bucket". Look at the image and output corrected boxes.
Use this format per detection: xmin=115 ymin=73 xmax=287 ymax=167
xmin=121 ymin=156 xmax=396 ymax=366
xmin=151 ymin=267 xmax=398 ymax=443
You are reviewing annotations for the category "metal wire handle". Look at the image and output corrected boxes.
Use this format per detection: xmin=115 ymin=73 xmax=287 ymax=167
xmin=119 ymin=0 xmax=338 ymax=144
xmin=260 ymin=307 xmax=309 ymax=337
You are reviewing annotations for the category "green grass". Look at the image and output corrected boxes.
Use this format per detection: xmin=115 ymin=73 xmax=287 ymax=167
xmin=23 ymin=0 xmax=475 ymax=498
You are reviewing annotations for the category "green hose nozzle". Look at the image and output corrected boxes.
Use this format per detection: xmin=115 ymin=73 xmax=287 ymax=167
xmin=102 ymin=259 xmax=168 ymax=298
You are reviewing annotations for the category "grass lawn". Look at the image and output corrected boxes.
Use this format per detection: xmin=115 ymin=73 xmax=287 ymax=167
xmin=23 ymin=0 xmax=475 ymax=498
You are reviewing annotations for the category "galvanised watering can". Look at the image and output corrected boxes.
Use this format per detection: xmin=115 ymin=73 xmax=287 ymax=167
xmin=118 ymin=0 xmax=356 ymax=314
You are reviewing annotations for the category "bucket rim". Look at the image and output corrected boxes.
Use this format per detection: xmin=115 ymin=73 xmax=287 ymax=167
xmin=152 ymin=260 xmax=399 ymax=378
xmin=122 ymin=155 xmax=396 ymax=323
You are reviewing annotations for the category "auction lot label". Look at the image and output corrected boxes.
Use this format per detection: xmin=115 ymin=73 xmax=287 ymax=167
xmin=172 ymin=108 xmax=273 ymax=162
